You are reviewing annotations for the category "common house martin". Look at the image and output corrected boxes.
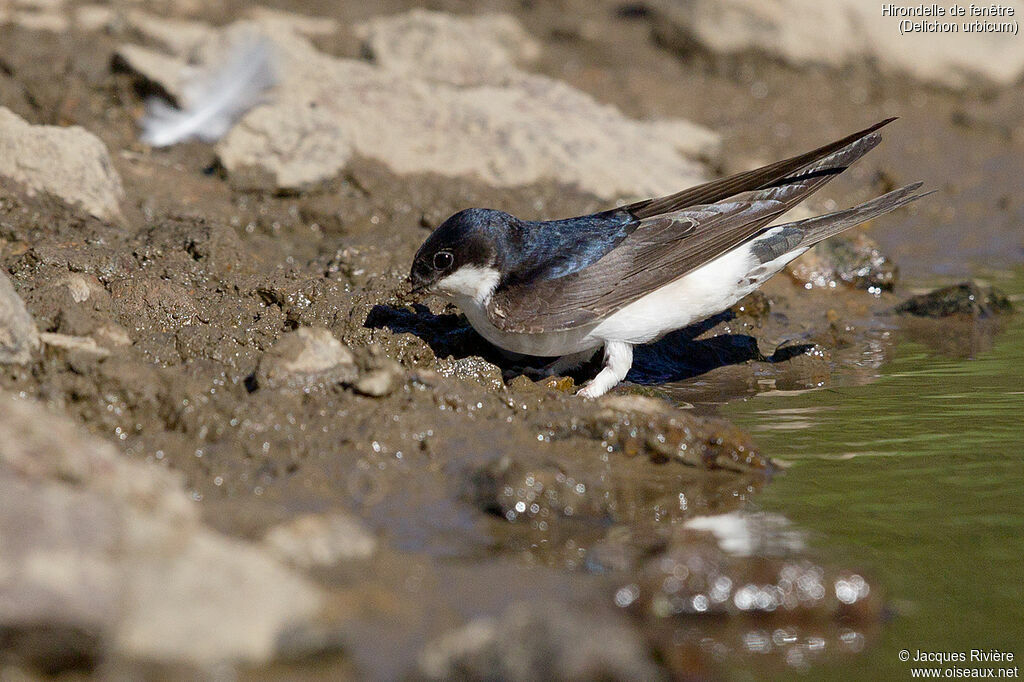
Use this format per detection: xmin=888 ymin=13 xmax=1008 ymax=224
xmin=410 ymin=119 xmax=928 ymax=398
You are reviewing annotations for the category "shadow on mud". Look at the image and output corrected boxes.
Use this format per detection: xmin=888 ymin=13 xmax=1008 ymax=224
xmin=365 ymin=305 xmax=814 ymax=385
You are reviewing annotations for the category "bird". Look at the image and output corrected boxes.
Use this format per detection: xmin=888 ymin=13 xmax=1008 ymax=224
xmin=409 ymin=118 xmax=928 ymax=398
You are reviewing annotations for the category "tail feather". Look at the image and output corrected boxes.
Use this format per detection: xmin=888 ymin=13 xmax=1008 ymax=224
xmin=748 ymin=183 xmax=929 ymax=265
xmin=790 ymin=182 xmax=930 ymax=248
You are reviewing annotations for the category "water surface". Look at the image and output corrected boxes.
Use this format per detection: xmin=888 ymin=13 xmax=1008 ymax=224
xmin=723 ymin=271 xmax=1024 ymax=679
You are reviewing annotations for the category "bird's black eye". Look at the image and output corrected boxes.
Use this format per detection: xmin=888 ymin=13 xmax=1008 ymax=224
xmin=433 ymin=250 xmax=454 ymax=270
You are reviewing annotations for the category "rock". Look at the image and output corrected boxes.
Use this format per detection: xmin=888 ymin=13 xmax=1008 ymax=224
xmin=0 ymin=269 xmax=39 ymax=365
xmin=417 ymin=602 xmax=665 ymax=681
xmin=786 ymin=232 xmax=898 ymax=292
xmin=93 ymin=323 xmax=133 ymax=347
xmin=116 ymin=10 xmax=714 ymax=197
xmin=264 ymin=513 xmax=377 ymax=568
xmin=650 ymin=0 xmax=1024 ymax=90
xmin=113 ymin=44 xmax=191 ymax=102
xmin=642 ymin=117 xmax=723 ymax=161
xmin=74 ymin=5 xmax=118 ymax=32
xmin=349 ymin=344 xmax=405 ymax=397
xmin=255 ymin=327 xmax=357 ymax=390
xmin=0 ymin=392 xmax=323 ymax=669
xmin=114 ymin=528 xmax=322 ymax=665
xmin=0 ymin=107 xmax=124 ymax=223
xmin=39 ymin=332 xmax=111 ymax=357
xmin=1 ymin=1 xmax=70 ymax=33
xmin=355 ymin=9 xmax=541 ymax=86
xmin=895 ymin=283 xmax=1014 ymax=318
xmin=353 ymin=358 xmax=404 ymax=397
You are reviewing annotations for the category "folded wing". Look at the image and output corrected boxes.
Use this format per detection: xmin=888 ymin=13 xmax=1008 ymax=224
xmin=487 ymin=119 xmax=905 ymax=334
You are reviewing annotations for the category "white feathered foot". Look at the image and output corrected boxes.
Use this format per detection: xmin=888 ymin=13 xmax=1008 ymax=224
xmin=577 ymin=341 xmax=633 ymax=399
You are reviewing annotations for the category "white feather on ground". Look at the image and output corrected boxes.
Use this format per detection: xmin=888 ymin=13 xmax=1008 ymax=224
xmin=140 ymin=36 xmax=278 ymax=147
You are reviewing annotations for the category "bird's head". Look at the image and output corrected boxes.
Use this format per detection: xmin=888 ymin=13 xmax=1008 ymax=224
xmin=409 ymin=208 xmax=516 ymax=302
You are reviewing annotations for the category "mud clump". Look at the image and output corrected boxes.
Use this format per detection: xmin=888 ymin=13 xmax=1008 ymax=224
xmin=896 ymin=282 xmax=1014 ymax=318
xmin=581 ymin=395 xmax=770 ymax=472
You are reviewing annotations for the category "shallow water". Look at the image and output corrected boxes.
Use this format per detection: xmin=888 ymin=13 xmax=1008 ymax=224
xmin=722 ymin=270 xmax=1024 ymax=679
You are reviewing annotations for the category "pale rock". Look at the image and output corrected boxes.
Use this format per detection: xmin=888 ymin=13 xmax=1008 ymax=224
xmin=0 ymin=107 xmax=124 ymax=223
xmin=116 ymin=10 xmax=715 ymax=199
xmin=651 ymin=0 xmax=1024 ymax=90
xmin=74 ymin=4 xmax=117 ymax=32
xmin=0 ymin=269 xmax=39 ymax=365
xmin=0 ymin=392 xmax=323 ymax=667
xmin=264 ymin=513 xmax=377 ymax=568
xmin=256 ymin=326 xmax=357 ymax=390
xmin=39 ymin=332 xmax=112 ymax=357
xmin=355 ymin=9 xmax=541 ymax=86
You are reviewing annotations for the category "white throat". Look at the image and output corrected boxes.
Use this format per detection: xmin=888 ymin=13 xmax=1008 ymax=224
xmin=434 ymin=265 xmax=500 ymax=304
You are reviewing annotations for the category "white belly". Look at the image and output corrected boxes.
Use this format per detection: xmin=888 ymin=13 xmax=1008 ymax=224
xmin=589 ymin=245 xmax=761 ymax=345
xmin=453 ymin=241 xmax=803 ymax=357
xmin=456 ymin=294 xmax=601 ymax=357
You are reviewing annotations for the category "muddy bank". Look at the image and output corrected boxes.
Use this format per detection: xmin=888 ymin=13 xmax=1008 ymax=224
xmin=0 ymin=1 xmax=1020 ymax=678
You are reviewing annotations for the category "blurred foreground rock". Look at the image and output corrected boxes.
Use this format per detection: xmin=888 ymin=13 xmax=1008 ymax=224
xmin=417 ymin=602 xmax=665 ymax=681
xmin=0 ymin=392 xmax=322 ymax=672
xmin=0 ymin=269 xmax=38 ymax=365
xmin=651 ymin=0 xmax=1024 ymax=90
xmin=115 ymin=9 xmax=715 ymax=197
xmin=0 ymin=107 xmax=124 ymax=222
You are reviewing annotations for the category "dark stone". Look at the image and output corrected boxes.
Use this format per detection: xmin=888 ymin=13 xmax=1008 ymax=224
xmin=895 ymin=283 xmax=1014 ymax=318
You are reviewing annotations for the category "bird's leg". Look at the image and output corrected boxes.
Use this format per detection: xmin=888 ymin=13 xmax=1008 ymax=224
xmin=577 ymin=341 xmax=633 ymax=399
xmin=520 ymin=348 xmax=597 ymax=380
xmin=544 ymin=348 xmax=599 ymax=376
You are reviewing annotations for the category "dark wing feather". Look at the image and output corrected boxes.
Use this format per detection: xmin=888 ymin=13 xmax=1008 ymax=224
xmin=487 ymin=121 xmax=894 ymax=334
xmin=624 ymin=118 xmax=897 ymax=219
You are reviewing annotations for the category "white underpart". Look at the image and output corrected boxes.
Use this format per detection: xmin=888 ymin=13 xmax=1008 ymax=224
xmin=443 ymin=232 xmax=809 ymax=397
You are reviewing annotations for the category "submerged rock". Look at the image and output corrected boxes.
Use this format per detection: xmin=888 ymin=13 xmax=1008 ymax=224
xmin=617 ymin=525 xmax=883 ymax=674
xmin=0 ymin=270 xmax=39 ymax=365
xmin=895 ymin=283 xmax=1014 ymax=318
xmin=417 ymin=602 xmax=665 ymax=681
xmin=0 ymin=107 xmax=124 ymax=223
xmin=650 ymin=0 xmax=1024 ymax=90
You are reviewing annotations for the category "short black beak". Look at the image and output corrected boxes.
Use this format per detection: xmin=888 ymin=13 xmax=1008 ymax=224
xmin=407 ymin=265 xmax=433 ymax=295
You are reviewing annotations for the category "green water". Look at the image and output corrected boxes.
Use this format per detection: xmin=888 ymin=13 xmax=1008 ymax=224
xmin=723 ymin=272 xmax=1024 ymax=680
